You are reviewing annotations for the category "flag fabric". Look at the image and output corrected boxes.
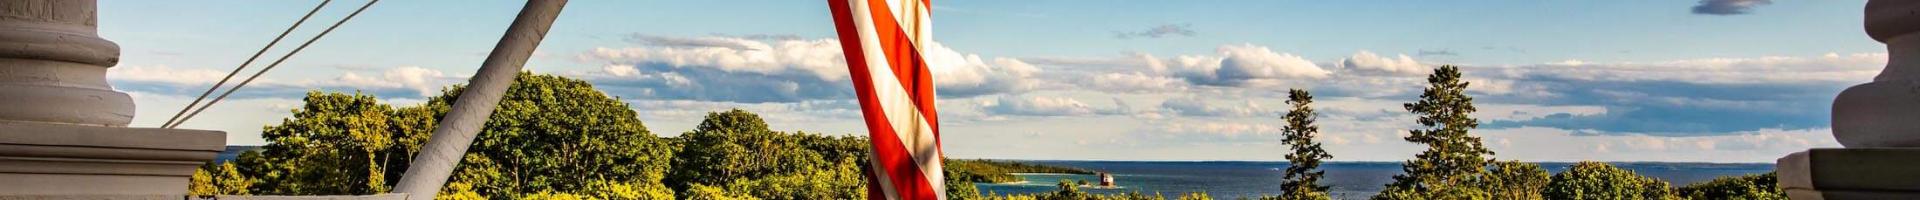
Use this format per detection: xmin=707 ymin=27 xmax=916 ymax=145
xmin=827 ymin=0 xmax=945 ymax=199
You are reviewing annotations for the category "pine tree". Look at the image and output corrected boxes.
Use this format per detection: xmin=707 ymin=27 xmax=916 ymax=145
xmin=1375 ymin=65 xmax=1495 ymax=199
xmin=1278 ymin=89 xmax=1332 ymax=200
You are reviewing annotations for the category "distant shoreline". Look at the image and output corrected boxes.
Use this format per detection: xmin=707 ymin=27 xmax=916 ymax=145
xmin=963 ymin=159 xmax=1775 ymax=165
xmin=1008 ymin=172 xmax=1080 ymax=175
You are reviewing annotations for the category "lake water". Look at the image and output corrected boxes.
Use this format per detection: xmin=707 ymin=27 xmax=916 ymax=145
xmin=974 ymin=161 xmax=1773 ymax=200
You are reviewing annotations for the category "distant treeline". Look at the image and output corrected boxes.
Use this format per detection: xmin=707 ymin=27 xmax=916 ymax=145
xmin=946 ymin=159 xmax=1094 ymax=183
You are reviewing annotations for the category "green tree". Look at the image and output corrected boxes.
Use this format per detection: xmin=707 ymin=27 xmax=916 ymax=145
xmin=234 ymin=73 xmax=676 ymax=198
xmin=1543 ymin=162 xmax=1680 ymax=200
xmin=1677 ymin=172 xmax=1784 ymax=200
xmin=665 ymin=109 xmax=869 ymax=199
xmin=428 ymin=72 xmax=677 ymax=197
xmin=948 ymin=177 xmax=985 ymax=200
xmin=189 ymin=166 xmax=216 ymax=196
xmin=1484 ymin=161 xmax=1549 ymax=200
xmin=249 ymin=92 xmax=401 ymax=195
xmin=1277 ymin=89 xmax=1332 ymax=200
xmin=1175 ymin=192 xmax=1214 ymax=200
xmin=684 ymin=184 xmax=763 ymax=200
xmin=1375 ymin=65 xmax=1495 ymax=200
xmin=1051 ymin=179 xmax=1086 ymax=200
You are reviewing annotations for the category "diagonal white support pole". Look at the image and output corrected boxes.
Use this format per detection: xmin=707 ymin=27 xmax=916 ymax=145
xmin=391 ymin=0 xmax=566 ymax=198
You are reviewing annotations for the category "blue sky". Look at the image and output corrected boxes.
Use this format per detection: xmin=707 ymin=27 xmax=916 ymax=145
xmin=102 ymin=0 xmax=1874 ymax=162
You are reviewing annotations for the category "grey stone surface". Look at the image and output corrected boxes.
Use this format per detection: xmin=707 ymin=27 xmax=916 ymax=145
xmin=1836 ymin=0 xmax=1920 ymax=148
xmin=0 ymin=121 xmax=225 ymax=195
xmin=0 ymin=0 xmax=227 ymax=196
xmin=1782 ymin=1 xmax=1920 ymax=199
xmin=0 ymin=0 xmax=133 ymax=126
xmin=1786 ymin=188 xmax=1920 ymax=200
xmin=1777 ymin=148 xmax=1920 ymax=192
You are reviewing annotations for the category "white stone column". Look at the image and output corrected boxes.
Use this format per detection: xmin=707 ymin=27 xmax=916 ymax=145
xmin=0 ymin=0 xmax=224 ymax=196
xmin=0 ymin=0 xmax=132 ymax=126
xmin=1779 ymin=1 xmax=1920 ymax=199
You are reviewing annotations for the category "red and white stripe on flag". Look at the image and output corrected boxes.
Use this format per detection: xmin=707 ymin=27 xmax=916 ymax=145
xmin=827 ymin=0 xmax=945 ymax=199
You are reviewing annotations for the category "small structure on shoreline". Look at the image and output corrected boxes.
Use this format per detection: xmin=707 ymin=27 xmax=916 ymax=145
xmin=1098 ymin=172 xmax=1116 ymax=188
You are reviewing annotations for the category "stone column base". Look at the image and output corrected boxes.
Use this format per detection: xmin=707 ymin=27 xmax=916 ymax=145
xmin=1778 ymin=148 xmax=1920 ymax=200
xmin=0 ymin=121 xmax=224 ymax=195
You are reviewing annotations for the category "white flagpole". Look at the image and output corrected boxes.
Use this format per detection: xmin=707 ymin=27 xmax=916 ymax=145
xmin=391 ymin=0 xmax=567 ymax=199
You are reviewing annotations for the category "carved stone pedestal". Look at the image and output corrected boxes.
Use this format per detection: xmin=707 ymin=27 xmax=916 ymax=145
xmin=1778 ymin=148 xmax=1920 ymax=199
xmin=0 ymin=122 xmax=223 ymax=195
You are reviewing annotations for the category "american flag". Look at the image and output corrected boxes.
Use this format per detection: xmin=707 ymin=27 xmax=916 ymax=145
xmin=827 ymin=0 xmax=945 ymax=199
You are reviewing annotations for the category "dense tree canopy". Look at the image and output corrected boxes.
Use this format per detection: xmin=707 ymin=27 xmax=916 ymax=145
xmin=433 ymin=73 xmax=678 ymax=198
xmin=1543 ymin=162 xmax=1680 ymax=200
xmin=1484 ymin=161 xmax=1550 ymax=200
xmin=667 ymin=109 xmax=870 ymax=200
xmin=1677 ymin=172 xmax=1784 ymax=200
xmin=199 ymin=73 xmax=676 ymax=199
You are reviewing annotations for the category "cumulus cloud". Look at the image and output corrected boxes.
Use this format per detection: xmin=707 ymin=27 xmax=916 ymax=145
xmin=627 ymin=34 xmax=773 ymax=50
xmin=581 ymin=35 xmax=1043 ymax=103
xmin=1215 ymin=44 xmax=1330 ymax=80
xmin=980 ymin=95 xmax=1101 ymax=116
xmin=329 ymin=66 xmax=456 ymax=97
xmin=1114 ymin=23 xmax=1197 ymax=39
xmin=1159 ymin=96 xmax=1268 ymax=117
xmin=1337 ymin=51 xmax=1429 ymax=76
xmin=1025 ymin=45 xmax=1337 ymax=89
xmin=587 ymin=37 xmax=846 ymax=81
xmin=978 ymin=46 xmax=1872 ymax=139
xmin=923 ymin=42 xmax=1046 ymax=97
xmin=1151 ymin=121 xmax=1282 ymax=139
xmin=108 ymin=65 xmax=228 ymax=85
xmin=1692 ymin=0 xmax=1772 ymax=15
xmin=1083 ymin=72 xmax=1186 ymax=93
xmin=1177 ymin=44 xmax=1331 ymax=86
xmin=109 ymin=65 xmax=461 ymax=99
xmin=1480 ymin=127 xmax=1837 ymax=162
xmin=1472 ymin=53 xmax=1880 ymax=135
xmin=1495 ymin=53 xmax=1883 ymax=84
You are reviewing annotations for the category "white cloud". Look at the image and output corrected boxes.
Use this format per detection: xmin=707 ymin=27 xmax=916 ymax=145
xmin=108 ymin=65 xmax=228 ymax=85
xmin=1337 ymin=51 xmax=1428 ymax=76
xmin=923 ymin=42 xmax=1045 ymax=97
xmin=109 ymin=65 xmax=460 ymax=98
xmin=126 ymin=92 xmax=306 ymax=145
xmin=980 ymin=95 xmax=1100 ymax=116
xmin=603 ymin=64 xmax=641 ymax=77
xmin=1084 ymin=72 xmax=1186 ymax=93
xmin=581 ymin=35 xmax=1043 ymax=102
xmin=1154 ymin=121 xmax=1282 ymax=139
xmin=1495 ymin=53 xmax=1884 ymax=84
xmin=1206 ymin=44 xmax=1331 ymax=84
xmin=1479 ymin=127 xmax=1839 ymax=162
xmin=586 ymin=38 xmax=845 ymax=81
xmin=1159 ymin=96 xmax=1268 ymax=117
xmin=328 ymin=66 xmax=452 ymax=97
xmin=627 ymin=34 xmax=775 ymax=50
